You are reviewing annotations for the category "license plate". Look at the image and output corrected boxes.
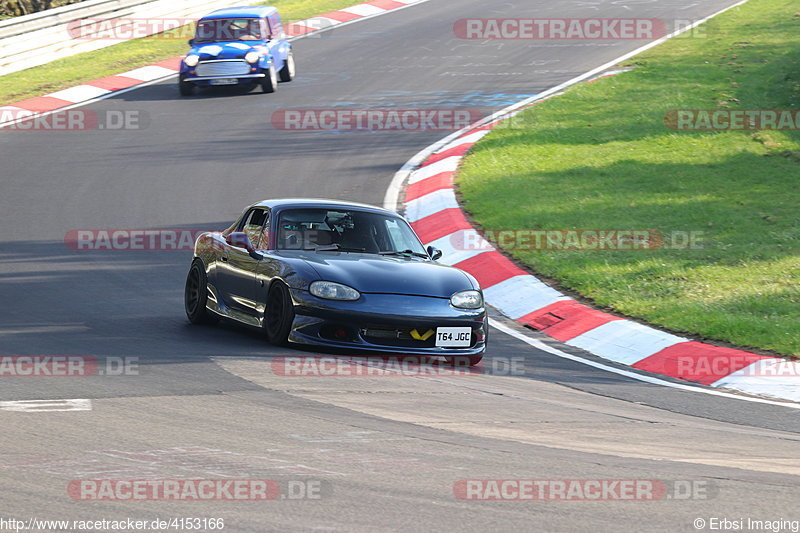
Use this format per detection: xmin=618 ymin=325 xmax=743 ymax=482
xmin=210 ymin=78 xmax=238 ymax=85
xmin=435 ymin=327 xmax=472 ymax=348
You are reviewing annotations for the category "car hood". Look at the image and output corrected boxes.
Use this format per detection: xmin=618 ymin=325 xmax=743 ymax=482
xmin=300 ymin=254 xmax=475 ymax=298
xmin=190 ymin=42 xmax=264 ymax=60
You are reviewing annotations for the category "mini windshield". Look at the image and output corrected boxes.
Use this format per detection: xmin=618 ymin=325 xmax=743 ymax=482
xmin=195 ymin=18 xmax=264 ymax=43
xmin=276 ymin=209 xmax=428 ymax=256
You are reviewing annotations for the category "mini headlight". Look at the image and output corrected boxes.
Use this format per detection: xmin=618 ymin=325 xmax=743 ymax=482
xmin=184 ymin=54 xmax=199 ymax=67
xmin=244 ymin=51 xmax=260 ymax=64
xmin=450 ymin=290 xmax=483 ymax=309
xmin=310 ymin=281 xmax=360 ymax=301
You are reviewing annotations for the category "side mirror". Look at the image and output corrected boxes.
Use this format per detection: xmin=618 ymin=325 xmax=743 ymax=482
xmin=427 ymin=246 xmax=443 ymax=261
xmin=188 ymin=38 xmax=195 ymax=46
xmin=226 ymin=232 xmax=263 ymax=260
xmin=226 ymin=231 xmax=253 ymax=250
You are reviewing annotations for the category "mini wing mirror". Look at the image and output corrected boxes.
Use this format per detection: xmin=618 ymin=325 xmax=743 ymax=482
xmin=188 ymin=38 xmax=195 ymax=46
xmin=226 ymin=232 xmax=263 ymax=260
xmin=427 ymin=246 xmax=443 ymax=261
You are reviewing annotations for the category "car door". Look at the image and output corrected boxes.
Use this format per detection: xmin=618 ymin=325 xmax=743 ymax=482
xmin=217 ymin=208 xmax=269 ymax=318
xmin=265 ymin=14 xmax=289 ymax=70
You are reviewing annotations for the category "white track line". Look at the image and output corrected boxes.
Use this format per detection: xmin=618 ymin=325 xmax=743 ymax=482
xmin=0 ymin=399 xmax=92 ymax=412
xmin=490 ymin=319 xmax=800 ymax=410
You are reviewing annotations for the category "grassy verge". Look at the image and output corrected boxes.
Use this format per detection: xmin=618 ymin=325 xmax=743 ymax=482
xmin=0 ymin=0 xmax=358 ymax=104
xmin=458 ymin=0 xmax=800 ymax=356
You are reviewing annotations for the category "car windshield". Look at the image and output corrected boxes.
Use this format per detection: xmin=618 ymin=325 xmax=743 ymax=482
xmin=194 ymin=18 xmax=264 ymax=43
xmin=276 ymin=208 xmax=428 ymax=256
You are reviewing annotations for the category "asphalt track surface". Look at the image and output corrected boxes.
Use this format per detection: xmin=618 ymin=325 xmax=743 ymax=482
xmin=1 ymin=0 xmax=799 ymax=532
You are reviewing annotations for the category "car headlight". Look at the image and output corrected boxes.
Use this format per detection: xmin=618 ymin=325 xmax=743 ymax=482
xmin=310 ymin=281 xmax=360 ymax=301
xmin=244 ymin=51 xmax=260 ymax=64
xmin=184 ymin=54 xmax=199 ymax=67
xmin=450 ymin=290 xmax=483 ymax=309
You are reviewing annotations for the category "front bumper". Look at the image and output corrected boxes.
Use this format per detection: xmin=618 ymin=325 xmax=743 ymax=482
xmin=288 ymin=290 xmax=487 ymax=356
xmin=182 ymin=73 xmax=265 ymax=83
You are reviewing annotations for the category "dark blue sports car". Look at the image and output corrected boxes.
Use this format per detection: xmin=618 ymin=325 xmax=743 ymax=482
xmin=185 ymin=199 xmax=487 ymax=365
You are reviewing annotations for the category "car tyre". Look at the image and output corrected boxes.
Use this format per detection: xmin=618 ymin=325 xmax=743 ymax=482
xmin=178 ymin=75 xmax=195 ymax=97
xmin=185 ymin=259 xmax=219 ymax=325
xmin=261 ymin=64 xmax=278 ymax=93
xmin=264 ymin=282 xmax=294 ymax=345
xmin=445 ymin=355 xmax=483 ymax=367
xmin=279 ymin=52 xmax=295 ymax=82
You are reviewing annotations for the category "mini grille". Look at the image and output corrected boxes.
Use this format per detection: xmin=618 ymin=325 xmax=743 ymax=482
xmin=196 ymin=61 xmax=250 ymax=77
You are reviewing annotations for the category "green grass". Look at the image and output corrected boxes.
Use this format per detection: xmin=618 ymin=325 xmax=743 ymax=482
xmin=458 ymin=0 xmax=800 ymax=356
xmin=0 ymin=0 xmax=358 ymax=104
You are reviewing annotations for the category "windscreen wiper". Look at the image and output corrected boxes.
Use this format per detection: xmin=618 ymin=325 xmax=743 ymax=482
xmin=379 ymin=250 xmax=429 ymax=258
xmin=313 ymin=244 xmax=366 ymax=252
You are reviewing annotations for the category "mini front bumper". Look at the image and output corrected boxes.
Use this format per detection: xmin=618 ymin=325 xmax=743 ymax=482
xmin=287 ymin=289 xmax=487 ymax=356
xmin=182 ymin=73 xmax=266 ymax=82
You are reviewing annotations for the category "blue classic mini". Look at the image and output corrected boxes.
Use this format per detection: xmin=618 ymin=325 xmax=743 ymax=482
xmin=179 ymin=6 xmax=295 ymax=96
